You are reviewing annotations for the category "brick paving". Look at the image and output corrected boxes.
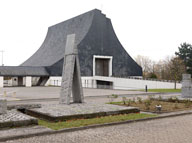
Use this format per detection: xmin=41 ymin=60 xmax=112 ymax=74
xmin=0 ymin=110 xmax=32 ymax=122
xmin=6 ymin=114 xmax=192 ymax=143
xmin=0 ymin=110 xmax=37 ymax=129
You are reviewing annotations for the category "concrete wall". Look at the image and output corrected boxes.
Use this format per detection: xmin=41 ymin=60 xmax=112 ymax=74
xmin=93 ymin=76 xmax=181 ymax=89
xmin=45 ymin=76 xmax=181 ymax=90
xmin=0 ymin=77 xmax=3 ymax=87
xmin=25 ymin=76 xmax=32 ymax=87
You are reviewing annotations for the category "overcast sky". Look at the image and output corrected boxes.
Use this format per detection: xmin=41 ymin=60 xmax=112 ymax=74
xmin=0 ymin=0 xmax=192 ymax=66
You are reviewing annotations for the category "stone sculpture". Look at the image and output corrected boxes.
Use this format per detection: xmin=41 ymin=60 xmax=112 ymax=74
xmin=60 ymin=34 xmax=84 ymax=104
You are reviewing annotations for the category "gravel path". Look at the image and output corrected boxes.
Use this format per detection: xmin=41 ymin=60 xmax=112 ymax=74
xmin=6 ymin=114 xmax=192 ymax=143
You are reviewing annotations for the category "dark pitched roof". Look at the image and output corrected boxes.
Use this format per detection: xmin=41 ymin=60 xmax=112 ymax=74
xmin=0 ymin=66 xmax=49 ymax=76
xmin=18 ymin=9 xmax=142 ymax=77
xmin=21 ymin=9 xmax=96 ymax=66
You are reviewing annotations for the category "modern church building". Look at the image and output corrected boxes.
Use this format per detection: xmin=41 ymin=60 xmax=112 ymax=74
xmin=0 ymin=9 xmax=142 ymax=88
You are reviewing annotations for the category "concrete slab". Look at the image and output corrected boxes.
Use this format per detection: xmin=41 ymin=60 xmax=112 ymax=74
xmin=26 ymin=102 xmax=139 ymax=122
xmin=0 ymin=110 xmax=38 ymax=129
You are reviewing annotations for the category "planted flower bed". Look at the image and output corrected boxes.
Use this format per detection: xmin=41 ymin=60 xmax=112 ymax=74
xmin=109 ymin=96 xmax=192 ymax=113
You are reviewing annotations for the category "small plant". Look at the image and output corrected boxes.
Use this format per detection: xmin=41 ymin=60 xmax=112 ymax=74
xmin=184 ymin=99 xmax=191 ymax=108
xmin=168 ymin=96 xmax=179 ymax=103
xmin=108 ymin=94 xmax=119 ymax=103
xmin=112 ymin=94 xmax=118 ymax=98
xmin=122 ymin=97 xmax=127 ymax=105
xmin=144 ymin=99 xmax=152 ymax=110
xmin=127 ymin=99 xmax=132 ymax=106
xmin=132 ymin=97 xmax=136 ymax=104
xmin=158 ymin=95 xmax=162 ymax=101
xmin=137 ymin=97 xmax=142 ymax=104
xmin=108 ymin=95 xmax=114 ymax=103
xmin=174 ymin=101 xmax=179 ymax=109
xmin=148 ymin=95 xmax=155 ymax=101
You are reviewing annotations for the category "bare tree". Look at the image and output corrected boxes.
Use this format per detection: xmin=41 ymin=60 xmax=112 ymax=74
xmin=135 ymin=55 xmax=186 ymax=87
xmin=135 ymin=55 xmax=153 ymax=78
xmin=169 ymin=57 xmax=186 ymax=89
xmin=153 ymin=56 xmax=172 ymax=80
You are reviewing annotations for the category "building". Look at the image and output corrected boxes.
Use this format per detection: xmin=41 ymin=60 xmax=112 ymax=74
xmin=0 ymin=9 xmax=142 ymax=88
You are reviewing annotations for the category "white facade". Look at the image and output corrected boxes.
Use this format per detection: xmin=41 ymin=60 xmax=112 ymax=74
xmin=0 ymin=77 xmax=3 ymax=87
xmin=45 ymin=76 xmax=182 ymax=90
xmin=25 ymin=76 xmax=32 ymax=87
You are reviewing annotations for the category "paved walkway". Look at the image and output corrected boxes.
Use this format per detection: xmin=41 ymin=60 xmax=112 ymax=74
xmin=0 ymin=87 xmax=150 ymax=101
xmin=6 ymin=114 xmax=192 ymax=143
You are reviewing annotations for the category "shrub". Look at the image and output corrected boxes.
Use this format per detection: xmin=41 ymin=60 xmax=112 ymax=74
xmin=158 ymin=95 xmax=162 ymax=101
xmin=112 ymin=94 xmax=118 ymax=98
xmin=137 ymin=97 xmax=142 ymax=104
xmin=132 ymin=97 xmax=136 ymax=104
xmin=148 ymin=95 xmax=155 ymax=101
xmin=122 ymin=97 xmax=127 ymax=105
xmin=127 ymin=99 xmax=132 ymax=106
xmin=144 ymin=99 xmax=152 ymax=110
xmin=168 ymin=96 xmax=179 ymax=103
xmin=108 ymin=94 xmax=119 ymax=103
xmin=184 ymin=99 xmax=191 ymax=108
xmin=174 ymin=101 xmax=179 ymax=109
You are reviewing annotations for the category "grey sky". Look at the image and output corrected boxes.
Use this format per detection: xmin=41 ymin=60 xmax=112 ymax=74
xmin=0 ymin=0 xmax=191 ymax=66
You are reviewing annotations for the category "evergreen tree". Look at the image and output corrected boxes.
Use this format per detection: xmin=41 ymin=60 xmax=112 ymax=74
xmin=175 ymin=42 xmax=192 ymax=75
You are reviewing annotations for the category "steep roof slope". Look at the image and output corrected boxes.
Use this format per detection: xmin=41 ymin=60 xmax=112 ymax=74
xmin=21 ymin=9 xmax=142 ymax=77
xmin=21 ymin=9 xmax=95 ymax=66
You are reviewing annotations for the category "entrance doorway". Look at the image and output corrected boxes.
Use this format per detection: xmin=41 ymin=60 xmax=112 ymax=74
xmin=93 ymin=55 xmax=113 ymax=77
xmin=95 ymin=58 xmax=109 ymax=76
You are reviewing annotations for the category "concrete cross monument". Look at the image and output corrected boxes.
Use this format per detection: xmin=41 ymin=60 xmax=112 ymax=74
xmin=60 ymin=34 xmax=84 ymax=104
xmin=182 ymin=74 xmax=192 ymax=98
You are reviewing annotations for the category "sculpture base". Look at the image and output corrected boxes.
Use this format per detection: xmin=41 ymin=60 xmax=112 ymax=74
xmin=25 ymin=102 xmax=140 ymax=122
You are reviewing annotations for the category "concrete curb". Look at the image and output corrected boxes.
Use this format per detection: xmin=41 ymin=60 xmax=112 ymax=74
xmin=0 ymin=109 xmax=192 ymax=142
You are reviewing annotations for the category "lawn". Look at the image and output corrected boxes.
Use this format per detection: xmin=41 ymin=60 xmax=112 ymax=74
xmin=141 ymin=89 xmax=181 ymax=93
xmin=38 ymin=113 xmax=157 ymax=130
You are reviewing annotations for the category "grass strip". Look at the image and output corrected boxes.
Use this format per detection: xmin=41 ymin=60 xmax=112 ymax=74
xmin=38 ymin=113 xmax=157 ymax=130
xmin=141 ymin=89 xmax=181 ymax=93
